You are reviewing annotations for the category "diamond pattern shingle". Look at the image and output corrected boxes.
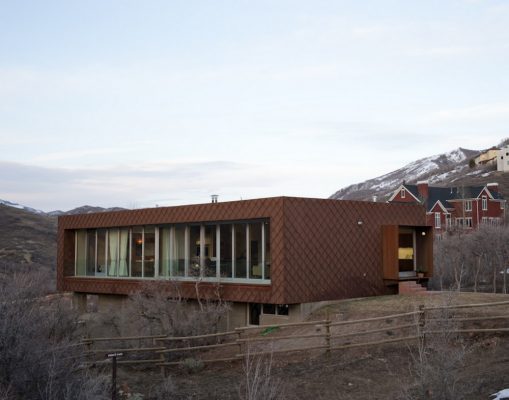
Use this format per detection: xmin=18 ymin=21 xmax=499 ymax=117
xmin=57 ymin=197 xmax=428 ymax=305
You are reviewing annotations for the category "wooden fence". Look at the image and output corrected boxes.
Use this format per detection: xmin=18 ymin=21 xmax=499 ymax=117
xmin=81 ymin=299 xmax=509 ymax=374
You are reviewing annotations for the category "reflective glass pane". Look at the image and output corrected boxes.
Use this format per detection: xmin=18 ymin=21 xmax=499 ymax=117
xmin=249 ymin=223 xmax=262 ymax=279
xmin=204 ymin=225 xmax=217 ymax=277
xmin=107 ymin=229 xmax=119 ymax=277
xmin=144 ymin=227 xmax=155 ymax=277
xmin=75 ymin=230 xmax=87 ymax=276
xmin=234 ymin=223 xmax=247 ymax=278
xmin=220 ymin=224 xmax=233 ymax=278
xmin=159 ymin=227 xmax=171 ymax=277
xmin=173 ymin=226 xmax=186 ymax=276
xmin=264 ymin=222 xmax=271 ymax=279
xmin=131 ymin=227 xmax=143 ymax=277
xmin=119 ymin=228 xmax=129 ymax=277
xmin=96 ymin=229 xmax=106 ymax=275
xmin=86 ymin=230 xmax=96 ymax=276
xmin=189 ymin=225 xmax=201 ymax=277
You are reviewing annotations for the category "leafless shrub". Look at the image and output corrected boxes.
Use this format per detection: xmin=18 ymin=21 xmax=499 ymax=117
xmin=402 ymin=297 xmax=474 ymax=400
xmin=0 ymin=268 xmax=108 ymax=400
xmin=239 ymin=350 xmax=285 ymax=400
xmin=147 ymin=376 xmax=178 ymax=399
xmin=112 ymin=281 xmax=230 ymax=338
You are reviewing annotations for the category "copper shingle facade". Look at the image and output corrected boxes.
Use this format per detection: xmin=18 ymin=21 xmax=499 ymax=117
xmin=57 ymin=196 xmax=431 ymax=304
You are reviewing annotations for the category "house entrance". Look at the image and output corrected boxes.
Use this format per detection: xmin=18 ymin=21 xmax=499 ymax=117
xmin=249 ymin=303 xmax=261 ymax=325
xmin=398 ymin=228 xmax=416 ymax=277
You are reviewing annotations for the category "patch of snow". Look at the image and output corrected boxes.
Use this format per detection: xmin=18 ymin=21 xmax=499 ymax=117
xmin=482 ymin=173 xmax=491 ymax=177
xmin=491 ymin=389 xmax=509 ymax=399
xmin=447 ymin=148 xmax=467 ymax=163
xmin=0 ymin=199 xmax=46 ymax=215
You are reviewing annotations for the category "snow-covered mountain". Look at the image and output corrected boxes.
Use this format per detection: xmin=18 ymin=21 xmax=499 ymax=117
xmin=329 ymin=147 xmax=499 ymax=202
xmin=0 ymin=200 xmax=125 ymax=217
xmin=0 ymin=199 xmax=46 ymax=215
xmin=48 ymin=205 xmax=126 ymax=216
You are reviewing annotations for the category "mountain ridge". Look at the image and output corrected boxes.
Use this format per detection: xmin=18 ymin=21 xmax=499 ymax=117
xmin=330 ymin=146 xmax=509 ymax=202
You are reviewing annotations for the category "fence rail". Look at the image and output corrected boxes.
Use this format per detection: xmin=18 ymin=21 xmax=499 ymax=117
xmin=81 ymin=299 xmax=509 ymax=373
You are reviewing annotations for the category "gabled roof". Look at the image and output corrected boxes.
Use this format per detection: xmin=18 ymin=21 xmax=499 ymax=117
xmin=393 ymin=183 xmax=505 ymax=212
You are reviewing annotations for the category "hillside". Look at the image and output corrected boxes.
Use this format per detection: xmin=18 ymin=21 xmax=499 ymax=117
xmin=330 ymin=147 xmax=509 ymax=202
xmin=0 ymin=204 xmax=57 ymax=268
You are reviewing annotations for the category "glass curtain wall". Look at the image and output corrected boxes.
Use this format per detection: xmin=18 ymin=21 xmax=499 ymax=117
xmin=74 ymin=220 xmax=270 ymax=282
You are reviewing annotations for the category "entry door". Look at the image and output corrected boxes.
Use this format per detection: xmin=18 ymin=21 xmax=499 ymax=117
xmin=249 ymin=303 xmax=261 ymax=325
xmin=398 ymin=229 xmax=416 ymax=277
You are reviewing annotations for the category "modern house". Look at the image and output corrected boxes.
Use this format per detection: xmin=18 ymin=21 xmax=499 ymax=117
xmin=474 ymin=148 xmax=499 ymax=166
xmin=497 ymin=145 xmax=509 ymax=172
xmin=388 ymin=181 xmax=505 ymax=237
xmin=57 ymin=196 xmax=433 ymax=327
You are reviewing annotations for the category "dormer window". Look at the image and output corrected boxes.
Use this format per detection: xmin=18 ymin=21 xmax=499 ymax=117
xmin=401 ymin=188 xmax=406 ymax=199
xmin=482 ymin=196 xmax=488 ymax=211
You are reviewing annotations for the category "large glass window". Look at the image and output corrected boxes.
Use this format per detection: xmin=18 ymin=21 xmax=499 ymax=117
xmin=234 ymin=223 xmax=247 ymax=278
xmin=144 ymin=227 xmax=156 ymax=277
xmin=220 ymin=224 xmax=233 ymax=278
xmin=86 ymin=230 xmax=96 ymax=276
xmin=189 ymin=226 xmax=201 ymax=277
xmin=264 ymin=222 xmax=271 ymax=279
xmin=204 ymin=225 xmax=217 ymax=277
xmin=75 ymin=230 xmax=87 ymax=276
xmin=131 ymin=227 xmax=143 ymax=277
xmin=74 ymin=219 xmax=271 ymax=282
xmin=159 ymin=227 xmax=171 ymax=277
xmin=173 ymin=226 xmax=186 ymax=276
xmin=96 ymin=229 xmax=106 ymax=275
xmin=118 ymin=229 xmax=129 ymax=277
xmin=107 ymin=229 xmax=119 ymax=277
xmin=249 ymin=222 xmax=262 ymax=279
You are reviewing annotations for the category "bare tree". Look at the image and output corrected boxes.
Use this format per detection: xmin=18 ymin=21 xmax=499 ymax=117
xmin=402 ymin=297 xmax=474 ymax=400
xmin=238 ymin=350 xmax=285 ymax=400
xmin=0 ymin=268 xmax=108 ymax=400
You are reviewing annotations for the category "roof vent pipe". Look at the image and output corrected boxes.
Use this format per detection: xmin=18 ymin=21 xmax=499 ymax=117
xmin=211 ymin=194 xmax=219 ymax=203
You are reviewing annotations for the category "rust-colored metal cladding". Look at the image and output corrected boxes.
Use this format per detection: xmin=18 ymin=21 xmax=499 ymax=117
xmin=57 ymin=196 xmax=431 ymax=305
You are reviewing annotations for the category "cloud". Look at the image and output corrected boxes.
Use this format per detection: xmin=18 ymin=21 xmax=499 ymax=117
xmin=0 ymin=160 xmax=291 ymax=212
xmin=433 ymin=103 xmax=509 ymax=121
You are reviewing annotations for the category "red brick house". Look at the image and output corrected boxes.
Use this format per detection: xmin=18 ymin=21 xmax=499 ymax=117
xmin=57 ymin=196 xmax=433 ymax=327
xmin=388 ymin=181 xmax=506 ymax=237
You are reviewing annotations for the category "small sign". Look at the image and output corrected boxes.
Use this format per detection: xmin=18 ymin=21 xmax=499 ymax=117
xmin=107 ymin=352 xmax=123 ymax=358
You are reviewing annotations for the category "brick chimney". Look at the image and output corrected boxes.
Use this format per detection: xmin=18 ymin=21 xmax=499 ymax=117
xmin=417 ymin=180 xmax=429 ymax=200
xmin=487 ymin=183 xmax=499 ymax=194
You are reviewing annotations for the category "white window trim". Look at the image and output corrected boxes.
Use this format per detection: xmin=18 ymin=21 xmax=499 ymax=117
xmin=435 ymin=212 xmax=441 ymax=229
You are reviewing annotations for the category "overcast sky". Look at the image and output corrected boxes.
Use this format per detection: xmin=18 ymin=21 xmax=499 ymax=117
xmin=1 ymin=0 xmax=508 ymax=212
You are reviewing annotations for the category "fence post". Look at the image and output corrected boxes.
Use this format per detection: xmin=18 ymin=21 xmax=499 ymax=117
xmin=237 ymin=329 xmax=243 ymax=360
xmin=325 ymin=307 xmax=331 ymax=358
xmin=155 ymin=337 xmax=166 ymax=377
